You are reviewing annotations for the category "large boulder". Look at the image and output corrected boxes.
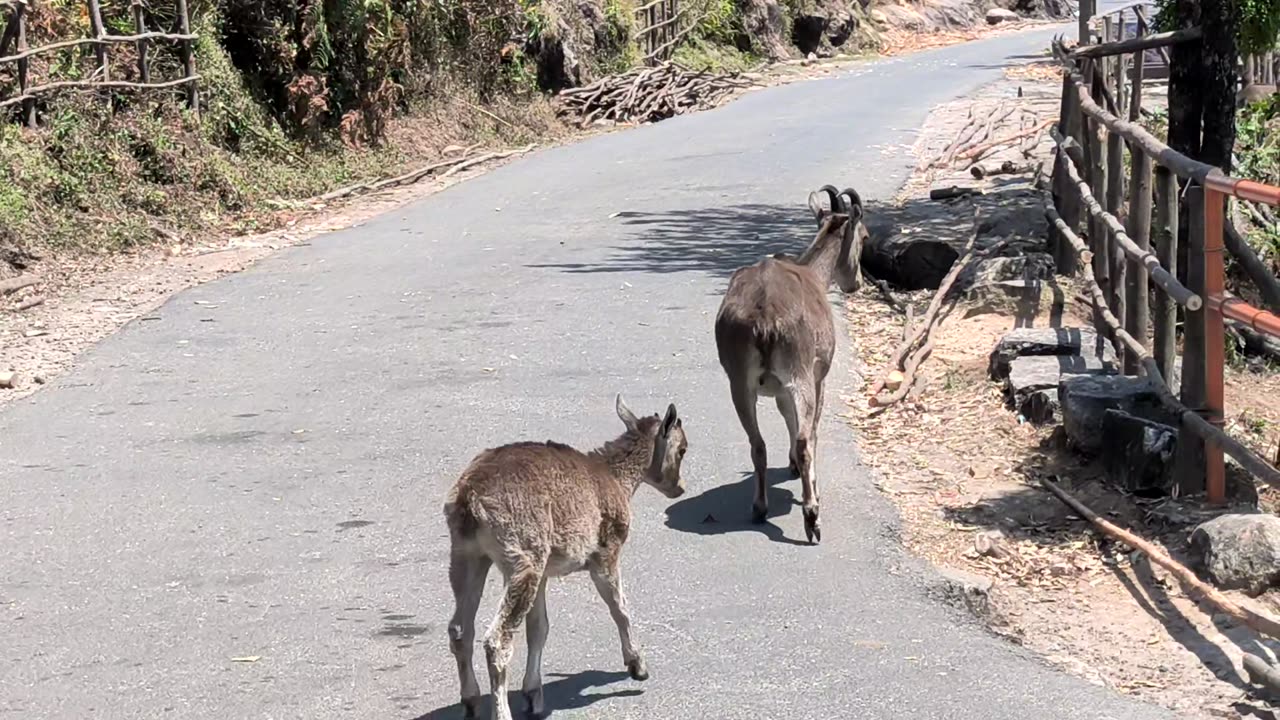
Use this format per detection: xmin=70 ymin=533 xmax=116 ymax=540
xmin=960 ymin=253 xmax=1056 ymax=292
xmin=989 ymin=326 xmax=1116 ymax=380
xmin=985 ymin=7 xmax=1020 ymax=24
xmin=1100 ymin=410 xmax=1177 ymax=495
xmin=1005 ymin=354 xmax=1114 ymax=421
xmin=1059 ymin=375 xmax=1178 ymax=454
xmin=737 ymin=0 xmax=791 ymax=59
xmin=1190 ymin=514 xmax=1280 ymax=595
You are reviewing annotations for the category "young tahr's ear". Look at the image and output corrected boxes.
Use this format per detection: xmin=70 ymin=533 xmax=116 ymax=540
xmin=616 ymin=393 xmax=640 ymax=433
xmin=661 ymin=403 xmax=678 ymax=438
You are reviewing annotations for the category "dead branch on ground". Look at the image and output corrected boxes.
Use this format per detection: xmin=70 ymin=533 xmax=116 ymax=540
xmin=556 ymin=63 xmax=755 ymax=128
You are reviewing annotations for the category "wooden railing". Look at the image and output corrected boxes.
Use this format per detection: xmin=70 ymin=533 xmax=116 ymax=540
xmin=0 ymin=0 xmax=199 ymax=126
xmin=1047 ymin=25 xmax=1280 ymax=503
xmin=634 ymin=0 xmax=711 ymax=65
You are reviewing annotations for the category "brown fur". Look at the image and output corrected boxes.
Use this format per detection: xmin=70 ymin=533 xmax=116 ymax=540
xmin=713 ymin=187 xmax=869 ymax=544
xmin=1238 ymin=81 xmax=1278 ymax=109
xmin=443 ymin=396 xmax=687 ymax=720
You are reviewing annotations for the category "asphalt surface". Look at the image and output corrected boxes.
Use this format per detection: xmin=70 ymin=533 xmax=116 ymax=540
xmin=0 ymin=20 xmax=1175 ymax=720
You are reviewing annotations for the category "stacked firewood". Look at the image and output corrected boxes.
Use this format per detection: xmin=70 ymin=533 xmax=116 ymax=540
xmin=556 ymin=63 xmax=756 ymax=128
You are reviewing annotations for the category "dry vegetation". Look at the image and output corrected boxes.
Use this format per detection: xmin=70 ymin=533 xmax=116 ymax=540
xmin=841 ymin=74 xmax=1280 ymax=718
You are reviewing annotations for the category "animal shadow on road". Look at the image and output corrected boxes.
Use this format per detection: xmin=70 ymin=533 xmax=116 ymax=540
xmin=413 ymin=670 xmax=637 ymax=719
xmin=664 ymin=468 xmax=809 ymax=546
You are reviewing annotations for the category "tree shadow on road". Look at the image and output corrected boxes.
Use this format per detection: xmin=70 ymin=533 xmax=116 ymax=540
xmin=412 ymin=670 xmax=638 ymax=719
xmin=526 ymin=203 xmax=814 ymax=277
xmin=664 ymin=468 xmax=810 ymax=546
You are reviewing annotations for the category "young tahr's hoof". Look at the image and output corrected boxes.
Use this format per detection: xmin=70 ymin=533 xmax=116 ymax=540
xmin=461 ymin=696 xmax=480 ymax=719
xmin=627 ymin=656 xmax=650 ymax=681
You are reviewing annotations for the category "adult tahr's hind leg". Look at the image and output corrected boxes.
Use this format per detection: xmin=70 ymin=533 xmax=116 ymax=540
xmin=448 ymin=546 xmax=492 ymax=719
xmin=729 ymin=376 xmax=768 ymax=523
xmin=804 ymin=360 xmax=830 ymax=544
xmin=789 ymin=376 xmax=822 ymax=544
xmin=776 ymin=394 xmax=801 ymax=478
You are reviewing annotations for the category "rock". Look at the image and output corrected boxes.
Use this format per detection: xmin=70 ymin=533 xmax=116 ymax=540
xmin=1005 ymin=354 xmax=1115 ymax=415
xmin=1100 ymin=410 xmax=1177 ymax=495
xmin=1059 ymin=375 xmax=1178 ymax=455
xmin=961 ymin=253 xmax=1055 ymax=291
xmin=964 ymin=279 xmax=1064 ymax=318
xmin=869 ymin=8 xmax=889 ymax=25
xmin=935 ymin=565 xmax=995 ymax=617
xmin=1022 ymin=388 xmax=1060 ymax=424
xmin=989 ymin=326 xmax=1115 ymax=381
xmin=1190 ymin=514 xmax=1280 ymax=595
xmin=986 ymin=7 xmax=1020 ymax=24
xmin=738 ymin=0 xmax=791 ymax=60
xmin=0 ymin=371 xmax=14 ymax=388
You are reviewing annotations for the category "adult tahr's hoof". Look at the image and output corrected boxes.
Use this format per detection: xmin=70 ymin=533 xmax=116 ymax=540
xmin=523 ymin=687 xmax=545 ymax=718
xmin=751 ymin=502 xmax=768 ymax=524
xmin=788 ymin=455 xmax=800 ymax=478
xmin=461 ymin=696 xmax=480 ymax=719
xmin=803 ymin=508 xmax=821 ymax=545
xmin=627 ymin=657 xmax=650 ymax=681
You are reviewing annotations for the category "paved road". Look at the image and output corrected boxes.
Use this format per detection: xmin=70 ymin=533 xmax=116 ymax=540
xmin=0 ymin=21 xmax=1173 ymax=720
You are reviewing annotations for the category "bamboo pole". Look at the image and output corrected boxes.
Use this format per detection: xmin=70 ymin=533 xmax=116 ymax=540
xmin=1175 ymin=183 xmax=1208 ymax=496
xmin=85 ymin=0 xmax=108 ymax=81
xmin=1047 ymin=187 xmax=1280 ymax=488
xmin=1069 ymin=26 xmax=1203 ymax=58
xmin=176 ymin=0 xmax=198 ymax=111
xmin=1128 ymin=20 xmax=1145 ymax=122
xmin=1040 ymin=477 xmax=1280 ymax=642
xmin=0 ymin=31 xmax=198 ymax=64
xmin=1125 ymin=144 xmax=1153 ymax=375
xmin=15 ymin=0 xmax=32 ymax=127
xmin=0 ymin=76 xmax=206 ymax=109
xmin=1154 ymin=166 xmax=1179 ymax=382
xmin=133 ymin=1 xmax=150 ymax=83
xmin=1052 ymin=74 xmax=1081 ymax=275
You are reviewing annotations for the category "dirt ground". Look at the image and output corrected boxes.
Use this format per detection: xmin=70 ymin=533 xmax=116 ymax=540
xmin=841 ymin=68 xmax=1280 ymax=718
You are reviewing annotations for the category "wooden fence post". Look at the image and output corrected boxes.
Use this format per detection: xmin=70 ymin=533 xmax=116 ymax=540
xmin=15 ymin=0 xmax=34 ymax=127
xmin=86 ymin=0 xmax=109 ymax=81
xmin=175 ymin=0 xmax=198 ymax=111
xmin=1105 ymin=62 xmax=1127 ymax=364
xmin=1129 ymin=26 xmax=1145 ymax=122
xmin=1079 ymin=0 xmax=1094 ymax=45
xmin=1125 ymin=145 xmax=1153 ymax=375
xmin=1085 ymin=60 xmax=1115 ymax=347
xmin=1052 ymin=73 xmax=1081 ymax=275
xmin=1154 ymin=166 xmax=1179 ymax=382
xmin=1175 ymin=182 xmax=1208 ymax=496
xmin=132 ymin=0 xmax=150 ymax=83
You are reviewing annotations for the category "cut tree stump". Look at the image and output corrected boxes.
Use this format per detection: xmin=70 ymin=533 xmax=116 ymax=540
xmin=861 ymin=234 xmax=960 ymax=291
xmin=1100 ymin=409 xmax=1178 ymax=494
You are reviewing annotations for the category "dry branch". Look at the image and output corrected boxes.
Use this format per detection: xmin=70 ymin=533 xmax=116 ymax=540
xmin=868 ymin=210 xmax=984 ymax=407
xmin=556 ymin=63 xmax=754 ymax=128
xmin=313 ymin=145 xmax=536 ymax=202
xmin=956 ymin=119 xmax=1053 ymax=162
xmin=971 ymin=160 xmax=1036 ymax=179
xmin=0 ymin=76 xmax=203 ymax=109
xmin=1040 ymin=476 xmax=1280 ymax=642
xmin=1069 ymin=26 xmax=1202 ymax=58
xmin=0 ymin=274 xmax=38 ymax=295
xmin=0 ymin=31 xmax=196 ymax=64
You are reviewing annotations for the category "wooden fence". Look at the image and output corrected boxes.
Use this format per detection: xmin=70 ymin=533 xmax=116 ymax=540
xmin=634 ymin=0 xmax=698 ymax=65
xmin=0 ymin=0 xmax=199 ymax=127
xmin=1048 ymin=5 xmax=1280 ymax=503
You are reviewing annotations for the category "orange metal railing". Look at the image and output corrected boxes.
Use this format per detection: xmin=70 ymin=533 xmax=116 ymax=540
xmin=1202 ymin=172 xmax=1280 ymax=503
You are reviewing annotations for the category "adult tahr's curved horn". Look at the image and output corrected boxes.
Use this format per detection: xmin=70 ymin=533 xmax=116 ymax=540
xmin=839 ymin=187 xmax=863 ymax=212
xmin=808 ymin=184 xmax=843 ymax=223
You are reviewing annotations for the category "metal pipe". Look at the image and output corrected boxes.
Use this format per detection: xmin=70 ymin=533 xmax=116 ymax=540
xmin=1204 ymin=188 xmax=1227 ymax=505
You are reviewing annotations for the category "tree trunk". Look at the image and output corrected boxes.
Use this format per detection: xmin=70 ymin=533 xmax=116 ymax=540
xmin=1198 ymin=0 xmax=1240 ymax=173
xmin=860 ymin=235 xmax=960 ymax=291
xmin=1166 ymin=0 xmax=1202 ymax=287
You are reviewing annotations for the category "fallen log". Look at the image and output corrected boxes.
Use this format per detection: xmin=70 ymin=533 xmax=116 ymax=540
xmin=1243 ymin=653 xmax=1280 ymax=694
xmin=860 ymin=231 xmax=960 ymax=291
xmin=0 ymin=275 xmax=39 ymax=295
xmin=929 ymin=186 xmax=984 ymax=201
xmin=1040 ymin=476 xmax=1280 ymax=643
xmin=970 ymin=160 xmax=1036 ymax=179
